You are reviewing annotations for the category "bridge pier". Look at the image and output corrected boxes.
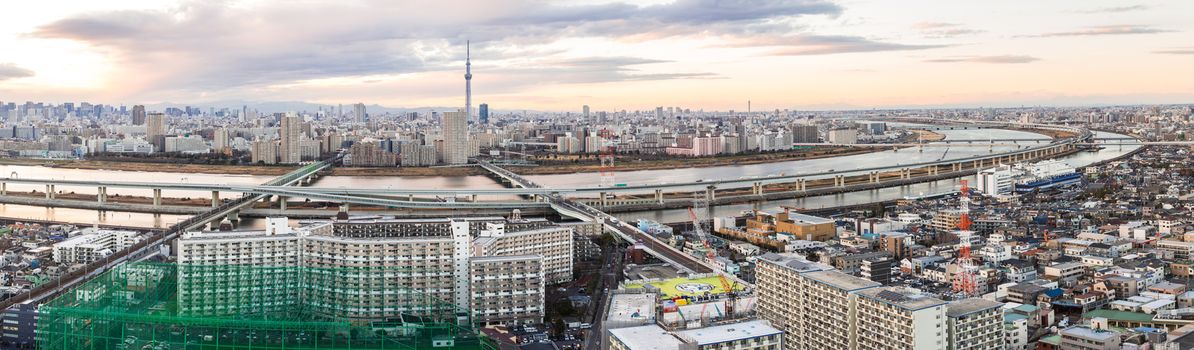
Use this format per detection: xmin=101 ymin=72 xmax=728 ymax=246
xmin=98 ymin=186 xmax=107 ymax=203
xmin=705 ymin=186 xmax=716 ymax=201
xmin=834 ymin=175 xmax=845 ymax=187
xmin=45 ymin=184 xmax=54 ymax=199
xmin=655 ymin=189 xmax=663 ymax=204
xmin=798 ymin=179 xmax=807 ymax=191
xmin=152 ymin=188 xmax=161 ymax=207
xmin=1 ymin=182 xmax=5 ymax=196
xmin=211 ymin=191 xmax=220 ymax=207
xmin=600 ymin=192 xmax=608 ymax=208
xmin=752 ymin=182 xmax=763 ymax=195
xmin=278 ymin=196 xmax=287 ymax=211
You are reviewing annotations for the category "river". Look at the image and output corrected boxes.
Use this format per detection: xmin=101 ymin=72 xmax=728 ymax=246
xmin=0 ymin=128 xmax=1139 ymax=228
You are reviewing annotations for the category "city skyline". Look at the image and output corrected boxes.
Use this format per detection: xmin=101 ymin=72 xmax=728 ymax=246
xmin=0 ymin=0 xmax=1190 ymax=111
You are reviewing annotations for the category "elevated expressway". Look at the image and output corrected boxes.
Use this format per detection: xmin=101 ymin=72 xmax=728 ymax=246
xmin=1 ymin=120 xmax=1137 ymax=214
xmin=0 ymin=157 xmax=335 ymax=311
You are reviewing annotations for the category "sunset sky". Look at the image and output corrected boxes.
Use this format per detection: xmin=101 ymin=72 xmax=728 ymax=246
xmin=0 ymin=0 xmax=1191 ymax=111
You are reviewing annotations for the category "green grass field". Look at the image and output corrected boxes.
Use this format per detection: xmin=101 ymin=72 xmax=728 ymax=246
xmin=624 ymin=276 xmax=746 ymax=298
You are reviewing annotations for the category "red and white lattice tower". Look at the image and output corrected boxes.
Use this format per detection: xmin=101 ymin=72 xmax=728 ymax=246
xmin=599 ymin=129 xmax=616 ymax=187
xmin=952 ymin=179 xmax=980 ymax=297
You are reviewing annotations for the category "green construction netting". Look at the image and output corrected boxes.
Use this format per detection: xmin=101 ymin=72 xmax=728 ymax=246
xmin=37 ymin=262 xmax=497 ymax=349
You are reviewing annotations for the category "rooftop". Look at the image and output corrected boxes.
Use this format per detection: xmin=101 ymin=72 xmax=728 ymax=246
xmin=608 ymin=324 xmax=683 ymax=350
xmin=674 ymin=320 xmax=782 ymax=345
xmin=802 ymin=270 xmax=881 ymax=292
xmin=605 ymin=293 xmax=657 ymax=324
xmin=946 ymin=298 xmax=1004 ymax=317
xmin=858 ymin=287 xmax=947 ymax=311
xmin=1060 ymin=326 xmax=1120 ymax=341
xmin=758 ymin=253 xmax=831 ymax=273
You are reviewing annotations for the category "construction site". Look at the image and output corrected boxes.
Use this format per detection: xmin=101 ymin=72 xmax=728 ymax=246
xmin=36 ymin=263 xmax=495 ymax=350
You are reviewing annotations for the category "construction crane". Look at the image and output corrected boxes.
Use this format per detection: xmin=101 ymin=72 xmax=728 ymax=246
xmin=688 ymin=193 xmax=738 ymax=319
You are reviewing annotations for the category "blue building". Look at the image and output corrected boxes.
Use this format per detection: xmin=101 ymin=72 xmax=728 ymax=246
xmin=478 ymin=103 xmax=489 ymax=124
xmin=2 ymin=301 xmax=38 ymax=349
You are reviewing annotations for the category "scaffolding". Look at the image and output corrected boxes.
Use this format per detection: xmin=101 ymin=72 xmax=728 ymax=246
xmin=37 ymin=262 xmax=496 ymax=349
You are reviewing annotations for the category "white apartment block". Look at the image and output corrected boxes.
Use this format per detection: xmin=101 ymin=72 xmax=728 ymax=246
xmin=175 ymin=216 xmax=568 ymax=325
xmin=474 ymin=222 xmax=574 ymax=283
xmin=945 ymin=298 xmax=1005 ymax=350
xmin=855 ymin=287 xmax=948 ymax=350
xmin=52 ymin=229 xmax=144 ymax=264
xmin=755 ymin=253 xmax=880 ymax=350
xmin=608 ymin=320 xmax=783 ymax=350
xmin=469 ymin=255 xmax=545 ymax=325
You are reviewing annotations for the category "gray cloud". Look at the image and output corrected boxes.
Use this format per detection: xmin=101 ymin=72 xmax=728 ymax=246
xmin=911 ymin=22 xmax=984 ymax=38
xmin=1036 ymin=25 xmax=1172 ymax=37
xmin=501 ymin=56 xmax=719 ymax=85
xmin=0 ymin=63 xmax=34 ymax=80
xmin=925 ymin=55 xmax=1040 ymax=64
xmin=762 ymin=35 xmax=947 ymax=55
xmin=1078 ymin=5 xmax=1148 ymax=13
xmin=30 ymin=0 xmax=836 ymax=98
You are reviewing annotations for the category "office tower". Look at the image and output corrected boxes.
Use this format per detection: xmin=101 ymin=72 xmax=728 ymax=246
xmin=279 ymin=113 xmax=302 ymax=164
xmin=478 ymin=103 xmax=489 ymax=124
xmin=442 ymin=109 xmax=468 ymax=164
xmin=131 ymin=105 xmax=146 ymax=125
xmin=465 ymin=41 xmax=473 ymax=122
xmin=582 ymin=105 xmax=590 ymax=119
xmin=353 ymin=103 xmax=366 ymax=123
xmin=146 ymin=112 xmax=166 ymax=151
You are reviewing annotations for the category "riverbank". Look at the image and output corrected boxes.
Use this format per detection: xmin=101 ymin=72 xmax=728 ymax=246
xmin=1 ymin=147 xmax=881 ymax=177
xmin=909 ymin=129 xmax=946 ymax=141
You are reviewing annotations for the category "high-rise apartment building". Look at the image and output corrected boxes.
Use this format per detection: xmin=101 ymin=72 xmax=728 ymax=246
xmin=279 ymin=113 xmax=302 ymax=164
xmin=176 ymin=216 xmax=571 ymax=326
xmin=945 ymin=298 xmax=1005 ymax=350
xmin=131 ymin=105 xmax=146 ymax=125
xmin=212 ymin=128 xmax=230 ymax=151
xmin=353 ymin=103 xmax=366 ymax=123
xmin=755 ymin=253 xmax=879 ymax=350
xmin=145 ymin=112 xmax=166 ymax=151
xmin=442 ymin=109 xmax=469 ymax=164
xmin=855 ymin=287 xmax=948 ymax=350
xmin=790 ymin=124 xmax=819 ymax=143
xmin=251 ymin=139 xmax=278 ymax=164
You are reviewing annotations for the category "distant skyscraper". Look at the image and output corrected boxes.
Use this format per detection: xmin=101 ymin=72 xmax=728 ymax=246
xmin=465 ymin=41 xmax=473 ymax=122
xmin=146 ymin=112 xmax=166 ymax=151
xmin=279 ymin=113 xmax=302 ymax=164
xmin=478 ymin=103 xmax=489 ymax=124
xmin=442 ymin=109 xmax=468 ymax=165
xmin=353 ymin=103 xmax=366 ymax=123
xmin=582 ymin=105 xmax=590 ymax=119
xmin=131 ymin=105 xmax=146 ymax=125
